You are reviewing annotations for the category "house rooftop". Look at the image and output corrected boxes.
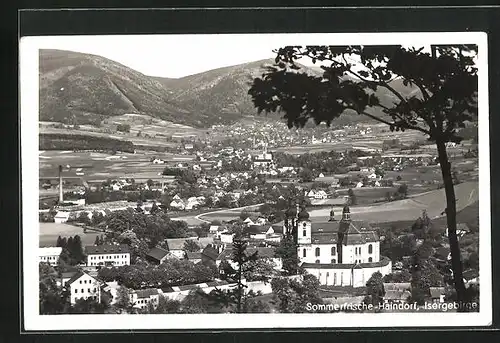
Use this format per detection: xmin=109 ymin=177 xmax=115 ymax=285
xmin=186 ymin=251 xmax=202 ymax=260
xmin=66 ymin=271 xmax=88 ymax=285
xmin=146 ymin=247 xmax=170 ymax=261
xmin=135 ymin=288 xmax=159 ymax=298
xmin=39 ymin=247 xmax=63 ymax=257
xmin=201 ymin=245 xmax=220 ymax=261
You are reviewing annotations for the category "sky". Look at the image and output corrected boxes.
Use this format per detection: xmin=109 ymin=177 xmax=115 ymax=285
xmin=29 ymin=33 xmax=482 ymax=78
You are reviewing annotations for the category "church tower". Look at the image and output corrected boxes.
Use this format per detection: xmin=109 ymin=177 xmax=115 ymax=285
xmin=337 ymin=205 xmax=351 ymax=263
xmin=297 ymin=205 xmax=311 ymax=245
xmin=329 ymin=207 xmax=336 ymax=221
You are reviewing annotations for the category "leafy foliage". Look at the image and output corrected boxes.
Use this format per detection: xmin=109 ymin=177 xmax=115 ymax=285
xmin=270 ymin=274 xmax=322 ymax=313
xmin=249 ymin=44 xmax=478 ymax=303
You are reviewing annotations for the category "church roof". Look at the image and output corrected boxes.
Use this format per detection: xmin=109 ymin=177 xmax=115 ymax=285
xmin=309 ymin=221 xmax=378 ymax=245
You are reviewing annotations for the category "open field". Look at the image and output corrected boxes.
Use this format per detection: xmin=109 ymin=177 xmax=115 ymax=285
xmin=197 ymin=181 xmax=478 ymax=224
xmin=308 ymin=181 xmax=478 ymax=223
xmin=39 ymin=150 xmax=197 ymax=184
xmin=39 ymin=222 xmax=101 ymax=247
xmin=40 ymin=114 xmax=208 ymax=146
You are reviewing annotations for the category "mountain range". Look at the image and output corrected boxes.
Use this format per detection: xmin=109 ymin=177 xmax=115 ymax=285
xmin=39 ymin=49 xmax=418 ymax=128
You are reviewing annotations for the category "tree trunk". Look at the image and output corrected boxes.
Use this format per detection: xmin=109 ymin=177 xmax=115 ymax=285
xmin=435 ymin=139 xmax=466 ymax=306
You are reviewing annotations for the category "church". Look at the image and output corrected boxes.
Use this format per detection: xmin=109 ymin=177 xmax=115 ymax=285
xmin=284 ymin=205 xmax=392 ymax=287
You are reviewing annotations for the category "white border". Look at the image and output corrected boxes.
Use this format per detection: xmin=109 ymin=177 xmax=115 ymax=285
xmin=21 ymin=32 xmax=491 ymax=330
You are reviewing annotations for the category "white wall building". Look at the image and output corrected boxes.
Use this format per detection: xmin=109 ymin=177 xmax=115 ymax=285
xmin=288 ymin=206 xmax=391 ymax=287
xmin=54 ymin=211 xmax=70 ymax=223
xmin=38 ymin=247 xmax=63 ymax=266
xmin=85 ymin=244 xmax=131 ymax=267
xmin=129 ymin=289 xmax=160 ymax=310
xmin=66 ymin=271 xmax=101 ymax=305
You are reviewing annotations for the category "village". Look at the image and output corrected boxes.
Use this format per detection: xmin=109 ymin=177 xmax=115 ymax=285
xmin=38 ymin=120 xmax=480 ymax=314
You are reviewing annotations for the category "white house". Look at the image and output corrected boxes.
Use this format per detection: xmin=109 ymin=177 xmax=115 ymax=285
xmin=356 ymin=181 xmax=364 ymax=188
xmin=315 ymin=190 xmax=328 ymax=199
xmin=170 ymin=199 xmax=186 ymax=210
xmin=152 ymin=158 xmax=165 ymax=164
xmin=38 ymin=247 xmax=63 ymax=266
xmin=66 ymin=271 xmax=101 ymax=305
xmin=220 ymin=232 xmax=235 ymax=244
xmin=54 ymin=211 xmax=70 ymax=224
xmin=85 ymin=244 xmax=131 ymax=267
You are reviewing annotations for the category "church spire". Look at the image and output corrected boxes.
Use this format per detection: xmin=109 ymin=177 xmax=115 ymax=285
xmin=342 ymin=205 xmax=351 ymax=221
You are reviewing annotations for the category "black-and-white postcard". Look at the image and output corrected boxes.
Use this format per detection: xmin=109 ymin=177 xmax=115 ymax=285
xmin=20 ymin=32 xmax=491 ymax=330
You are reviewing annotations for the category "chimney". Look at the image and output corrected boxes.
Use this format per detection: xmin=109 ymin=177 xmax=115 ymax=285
xmin=58 ymin=165 xmax=64 ymax=203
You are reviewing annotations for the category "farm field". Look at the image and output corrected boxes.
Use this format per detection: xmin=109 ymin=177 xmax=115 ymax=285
xmin=197 ymin=181 xmax=479 ymax=224
xmin=38 ymin=150 xmax=197 ymax=184
xmin=39 ymin=222 xmax=100 ymax=247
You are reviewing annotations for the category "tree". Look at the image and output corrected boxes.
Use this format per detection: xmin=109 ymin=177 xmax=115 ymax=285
xmin=299 ymin=168 xmax=314 ymax=182
xmin=208 ymin=239 xmax=258 ymax=313
xmin=249 ymin=44 xmax=477 ymax=304
xmin=115 ymin=285 xmax=132 ymax=312
xmin=270 ymin=274 xmax=322 ymax=313
xmin=275 ymin=234 xmax=300 ymax=275
xmin=365 ymin=272 xmax=385 ymax=310
xmin=397 ymin=184 xmax=409 ymax=199
xmin=39 ymin=263 xmax=70 ymax=314
xmin=183 ymin=240 xmax=201 ymax=253
xmin=94 ymin=235 xmax=100 ymax=246
xmin=347 ymin=188 xmax=357 ymax=205
xmin=239 ymin=211 xmax=251 ymax=221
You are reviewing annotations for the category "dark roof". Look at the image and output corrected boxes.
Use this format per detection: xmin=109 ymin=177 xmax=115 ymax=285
xmin=310 ymin=221 xmax=378 ymax=245
xmin=301 ymin=256 xmax=391 ymax=270
xmin=66 ymin=271 xmax=86 ymax=285
xmin=61 ymin=271 xmax=78 ymax=279
xmin=176 ymin=284 xmax=202 ymax=291
xmin=217 ymin=247 xmax=276 ymax=260
xmin=84 ymin=244 xmax=130 ymax=255
xmin=146 ymin=247 xmax=170 ymax=261
xmin=186 ymin=252 xmax=202 ymax=260
xmin=201 ymin=245 xmax=219 ymax=261
xmin=135 ymin=288 xmax=159 ymax=298
xmin=429 ymin=287 xmax=445 ymax=298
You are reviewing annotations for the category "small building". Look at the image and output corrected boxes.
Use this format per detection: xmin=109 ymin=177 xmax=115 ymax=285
xmin=66 ymin=271 xmax=101 ymax=305
xmin=54 ymin=211 xmax=70 ymax=224
xmin=146 ymin=247 xmax=170 ymax=264
xmin=38 ymin=247 xmax=63 ymax=266
xmin=129 ymin=288 xmax=160 ymax=310
xmin=383 ymin=283 xmax=411 ymax=304
xmin=85 ymin=244 xmax=131 ymax=267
